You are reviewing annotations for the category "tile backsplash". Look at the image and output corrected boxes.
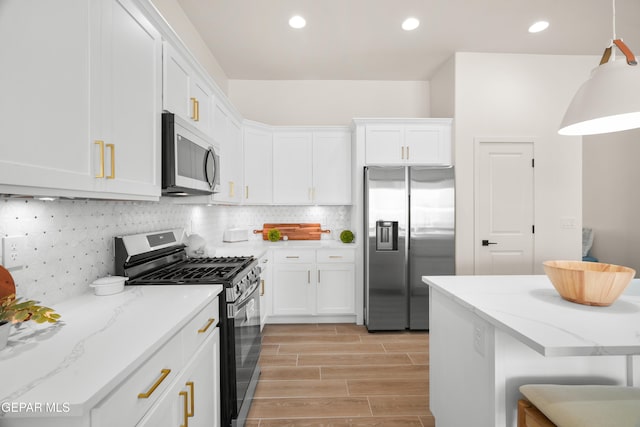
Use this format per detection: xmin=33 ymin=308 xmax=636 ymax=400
xmin=0 ymin=198 xmax=351 ymax=304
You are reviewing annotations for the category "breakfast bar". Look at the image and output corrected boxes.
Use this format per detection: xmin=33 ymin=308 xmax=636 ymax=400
xmin=423 ymin=275 xmax=640 ymax=427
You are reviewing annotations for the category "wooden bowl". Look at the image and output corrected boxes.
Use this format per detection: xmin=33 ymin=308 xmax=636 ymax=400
xmin=543 ymin=260 xmax=635 ymax=306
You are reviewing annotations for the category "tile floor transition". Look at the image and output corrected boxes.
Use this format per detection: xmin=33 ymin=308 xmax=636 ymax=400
xmin=246 ymin=323 xmax=434 ymax=427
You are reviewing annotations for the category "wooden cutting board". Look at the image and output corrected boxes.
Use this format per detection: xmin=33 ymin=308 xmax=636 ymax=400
xmin=253 ymin=223 xmax=330 ymax=241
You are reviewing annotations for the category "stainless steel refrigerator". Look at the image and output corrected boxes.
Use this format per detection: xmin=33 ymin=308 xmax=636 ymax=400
xmin=364 ymin=166 xmax=455 ymax=331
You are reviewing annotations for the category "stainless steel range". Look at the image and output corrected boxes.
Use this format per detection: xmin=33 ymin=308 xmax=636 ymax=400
xmin=114 ymin=229 xmax=261 ymax=427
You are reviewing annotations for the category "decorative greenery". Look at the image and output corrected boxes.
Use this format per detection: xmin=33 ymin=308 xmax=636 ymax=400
xmin=0 ymin=294 xmax=61 ymax=324
xmin=267 ymin=228 xmax=282 ymax=242
xmin=340 ymin=229 xmax=355 ymax=243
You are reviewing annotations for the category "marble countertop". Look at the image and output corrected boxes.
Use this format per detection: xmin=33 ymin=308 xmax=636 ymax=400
xmin=423 ymin=275 xmax=640 ymax=357
xmin=0 ymin=284 xmax=222 ymax=418
xmin=211 ymin=239 xmax=357 ymax=258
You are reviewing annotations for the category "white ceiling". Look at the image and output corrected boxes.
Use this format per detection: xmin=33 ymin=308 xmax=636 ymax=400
xmin=176 ymin=0 xmax=640 ymax=81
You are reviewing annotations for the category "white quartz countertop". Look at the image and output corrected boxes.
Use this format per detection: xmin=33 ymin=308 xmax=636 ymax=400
xmin=212 ymin=239 xmax=357 ymax=258
xmin=0 ymin=285 xmax=222 ymax=418
xmin=423 ymin=275 xmax=640 ymax=357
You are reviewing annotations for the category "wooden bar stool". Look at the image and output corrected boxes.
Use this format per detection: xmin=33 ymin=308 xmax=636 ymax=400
xmin=518 ymin=384 xmax=640 ymax=427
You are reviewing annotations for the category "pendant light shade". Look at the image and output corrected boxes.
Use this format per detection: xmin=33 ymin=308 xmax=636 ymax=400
xmin=558 ymin=0 xmax=640 ymax=136
xmin=558 ymin=57 xmax=640 ymax=135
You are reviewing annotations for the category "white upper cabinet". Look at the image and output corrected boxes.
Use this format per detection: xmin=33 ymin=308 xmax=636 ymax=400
xmin=365 ymin=120 xmax=452 ymax=166
xmin=273 ymin=132 xmax=314 ymax=204
xmin=312 ymin=130 xmax=352 ymax=205
xmin=272 ymin=129 xmax=352 ymax=205
xmin=213 ymin=102 xmax=243 ymax=204
xmin=0 ymin=0 xmax=161 ymax=200
xmin=243 ymin=124 xmax=273 ymax=204
xmin=93 ymin=0 xmax=162 ymax=198
xmin=162 ymin=42 xmax=214 ymax=138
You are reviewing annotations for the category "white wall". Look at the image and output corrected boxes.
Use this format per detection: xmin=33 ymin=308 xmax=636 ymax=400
xmin=429 ymin=56 xmax=455 ymax=118
xmin=583 ymin=129 xmax=640 ymax=273
xmin=150 ymin=0 xmax=229 ymax=93
xmin=442 ymin=52 xmax=595 ymax=274
xmin=228 ymin=80 xmax=430 ymax=125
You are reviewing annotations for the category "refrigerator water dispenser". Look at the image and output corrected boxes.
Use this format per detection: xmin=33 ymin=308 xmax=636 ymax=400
xmin=376 ymin=221 xmax=398 ymax=251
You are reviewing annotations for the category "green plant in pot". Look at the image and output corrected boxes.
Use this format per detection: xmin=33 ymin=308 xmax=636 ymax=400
xmin=267 ymin=228 xmax=282 ymax=242
xmin=0 ymin=293 xmax=61 ymax=350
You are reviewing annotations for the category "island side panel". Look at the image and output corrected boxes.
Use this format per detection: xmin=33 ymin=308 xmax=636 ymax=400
xmin=429 ymin=288 xmax=499 ymax=427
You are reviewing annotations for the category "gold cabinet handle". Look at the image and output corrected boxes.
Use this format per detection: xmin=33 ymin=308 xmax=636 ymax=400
xmin=179 ymin=390 xmax=189 ymax=427
xmin=95 ymin=140 xmax=105 ymax=178
xmin=260 ymin=279 xmax=265 ymax=296
xmin=329 ymin=256 xmax=343 ymax=259
xmin=106 ymin=143 xmax=115 ymax=179
xmin=197 ymin=318 xmax=215 ymax=333
xmin=190 ymin=97 xmax=197 ymax=121
xmin=407 ymin=146 xmax=410 ymax=160
xmin=229 ymin=181 xmax=234 ymax=198
xmin=308 ymin=270 xmax=310 ymax=284
xmin=245 ymin=185 xmax=249 ymax=200
xmin=138 ymin=368 xmax=171 ymax=398
xmin=186 ymin=381 xmax=195 ymax=417
xmin=401 ymin=146 xmax=405 ymax=160
xmin=286 ymin=256 xmax=299 ymax=259
xmin=318 ymin=270 xmax=320 ymax=283
xmin=194 ymin=99 xmax=200 ymax=122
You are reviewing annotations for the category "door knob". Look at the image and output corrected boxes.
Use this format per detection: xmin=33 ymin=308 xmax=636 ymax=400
xmin=482 ymin=240 xmax=498 ymax=246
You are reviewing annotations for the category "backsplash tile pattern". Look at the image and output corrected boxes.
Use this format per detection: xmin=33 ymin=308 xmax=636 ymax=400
xmin=0 ymin=199 xmax=350 ymax=304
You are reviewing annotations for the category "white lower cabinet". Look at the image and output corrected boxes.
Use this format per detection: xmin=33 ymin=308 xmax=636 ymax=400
xmin=91 ymin=299 xmax=220 ymax=427
xmin=271 ymin=248 xmax=355 ymax=321
xmin=258 ymin=252 xmax=272 ymax=330
xmin=137 ymin=330 xmax=220 ymax=427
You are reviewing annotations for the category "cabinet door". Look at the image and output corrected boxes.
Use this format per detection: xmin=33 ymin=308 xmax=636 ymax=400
xmin=405 ymin=125 xmax=452 ymax=165
xmin=0 ymin=0 xmax=95 ymax=195
xmin=163 ymin=42 xmax=191 ymax=121
xmin=214 ymin=105 xmax=243 ymax=204
xmin=137 ymin=330 xmax=220 ymax=427
xmin=312 ymin=131 xmax=352 ymax=204
xmin=95 ymin=0 xmax=162 ymax=198
xmin=364 ymin=126 xmax=403 ymax=165
xmin=316 ymin=264 xmax=355 ymax=315
xmin=272 ymin=264 xmax=315 ymax=315
xmin=273 ymin=132 xmax=313 ymax=204
xmin=243 ymin=126 xmax=273 ymax=204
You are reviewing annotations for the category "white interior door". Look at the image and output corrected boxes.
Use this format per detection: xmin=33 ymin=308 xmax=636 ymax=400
xmin=475 ymin=140 xmax=534 ymax=275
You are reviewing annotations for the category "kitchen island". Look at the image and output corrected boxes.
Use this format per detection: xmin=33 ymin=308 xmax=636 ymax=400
xmin=423 ymin=275 xmax=640 ymax=427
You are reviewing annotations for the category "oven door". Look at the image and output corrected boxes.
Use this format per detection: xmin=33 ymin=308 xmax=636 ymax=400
xmin=229 ymin=280 xmax=261 ymax=422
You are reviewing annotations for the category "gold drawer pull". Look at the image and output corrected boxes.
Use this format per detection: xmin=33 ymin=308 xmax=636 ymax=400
xmin=329 ymin=256 xmax=343 ymax=259
xmin=260 ymin=279 xmax=265 ymax=296
xmin=286 ymin=256 xmax=299 ymax=259
xmin=245 ymin=185 xmax=249 ymax=199
xmin=198 ymin=318 xmax=215 ymax=333
xmin=179 ymin=390 xmax=189 ymax=427
xmin=186 ymin=381 xmax=195 ymax=417
xmin=138 ymin=368 xmax=171 ymax=399
xmin=95 ymin=140 xmax=104 ymax=178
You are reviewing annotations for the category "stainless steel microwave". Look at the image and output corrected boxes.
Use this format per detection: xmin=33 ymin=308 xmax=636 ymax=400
xmin=162 ymin=112 xmax=220 ymax=196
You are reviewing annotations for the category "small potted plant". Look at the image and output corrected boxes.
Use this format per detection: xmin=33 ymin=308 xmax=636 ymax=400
xmin=267 ymin=228 xmax=282 ymax=242
xmin=0 ymin=293 xmax=61 ymax=350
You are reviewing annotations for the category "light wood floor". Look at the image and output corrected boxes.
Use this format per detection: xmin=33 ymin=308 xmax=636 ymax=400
xmin=246 ymin=323 xmax=434 ymax=427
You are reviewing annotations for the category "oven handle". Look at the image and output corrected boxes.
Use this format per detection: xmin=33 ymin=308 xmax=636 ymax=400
xmin=227 ymin=279 xmax=260 ymax=319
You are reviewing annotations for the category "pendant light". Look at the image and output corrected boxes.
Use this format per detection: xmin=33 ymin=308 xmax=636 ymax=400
xmin=558 ymin=0 xmax=640 ymax=136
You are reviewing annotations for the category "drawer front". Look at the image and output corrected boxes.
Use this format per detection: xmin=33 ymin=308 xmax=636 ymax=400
xmin=182 ymin=297 xmax=219 ymax=359
xmin=90 ymin=332 xmax=182 ymax=427
xmin=316 ymin=249 xmax=355 ymax=263
xmin=274 ymin=250 xmax=315 ymax=264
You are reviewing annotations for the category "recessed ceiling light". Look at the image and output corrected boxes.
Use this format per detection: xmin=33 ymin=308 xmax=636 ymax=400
xmin=402 ymin=17 xmax=420 ymax=31
xmin=289 ymin=15 xmax=306 ymax=29
xmin=528 ymin=20 xmax=549 ymax=33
